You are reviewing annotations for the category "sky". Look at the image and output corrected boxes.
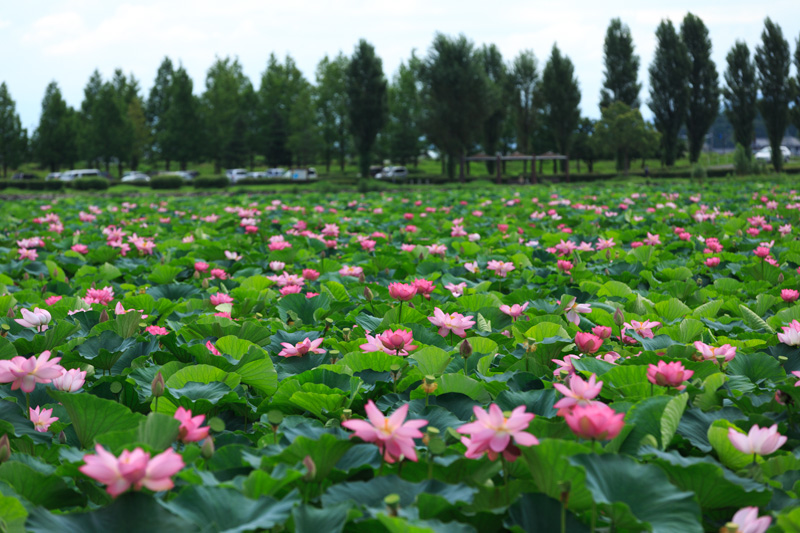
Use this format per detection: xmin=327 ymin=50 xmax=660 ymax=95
xmin=2 ymin=0 xmax=799 ymax=131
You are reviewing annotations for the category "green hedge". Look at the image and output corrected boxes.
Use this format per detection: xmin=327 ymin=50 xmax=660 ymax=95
xmin=71 ymin=177 xmax=109 ymax=190
xmin=150 ymin=176 xmax=185 ymax=189
xmin=193 ymin=176 xmax=229 ymax=189
xmin=0 ymin=179 xmax=65 ymax=191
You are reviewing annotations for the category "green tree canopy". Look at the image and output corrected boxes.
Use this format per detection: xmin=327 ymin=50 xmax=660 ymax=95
xmin=346 ymin=39 xmax=388 ymax=180
xmin=315 ymin=53 xmax=349 ymax=172
xmin=681 ymin=13 xmax=720 ymax=163
xmin=163 ymin=66 xmax=201 ymax=170
xmin=386 ymin=57 xmax=423 ymax=166
xmin=600 ymin=18 xmax=641 ymax=109
xmin=755 ymin=18 xmax=791 ymax=170
xmin=541 ymin=44 xmax=581 ymax=164
xmin=510 ymin=50 xmax=539 ymax=155
xmin=34 ymin=81 xmax=76 ymax=173
xmin=146 ymin=57 xmax=174 ymax=168
xmin=0 ymin=82 xmax=26 ymax=177
xmin=593 ymin=101 xmax=653 ymax=174
xmin=722 ymin=41 xmax=757 ymax=156
xmin=648 ymin=20 xmax=690 ymax=167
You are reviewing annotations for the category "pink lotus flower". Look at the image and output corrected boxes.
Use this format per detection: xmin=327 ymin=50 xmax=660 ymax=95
xmin=339 ymin=265 xmax=363 ymax=277
xmin=556 ymin=259 xmax=573 ymax=274
xmin=647 ymin=361 xmax=693 ymax=391
xmin=0 ymin=351 xmax=64 ymax=392
xmin=30 ymin=406 xmax=58 ymax=432
xmin=388 ymin=282 xmax=417 ymax=301
xmin=445 ymin=282 xmax=467 ymax=297
xmin=80 ymin=445 xmax=184 ymax=497
xmin=487 ymin=260 xmax=515 ymax=277
xmin=428 ymin=308 xmax=476 ymax=338
xmin=563 ymin=298 xmax=591 ymax=326
xmin=278 ymin=337 xmax=326 ymax=357
xmin=45 ymin=295 xmax=63 ymax=306
xmin=728 ymin=424 xmax=786 ymax=456
xmin=457 ymin=404 xmax=538 ymax=461
xmin=302 ymin=268 xmax=320 ymax=281
xmin=562 ymin=403 xmax=625 ymax=441
xmin=114 ymin=302 xmax=148 ymax=319
xmin=210 ymin=293 xmax=234 ymax=306
xmin=754 ymin=247 xmax=771 ymax=258
xmin=360 ymin=333 xmax=389 ymax=353
xmin=777 ymin=320 xmax=800 ymax=346
xmin=412 ymin=279 xmax=436 ymax=299
xmin=553 ymin=373 xmax=603 ymax=415
xmin=206 ymin=340 xmax=221 ymax=355
xmin=728 ymin=507 xmax=771 ymax=533
xmin=704 ymin=257 xmax=720 ymax=267
xmin=553 ymin=354 xmax=581 ymax=378
xmin=782 ymin=289 xmax=799 ymax=303
xmin=71 ymin=243 xmax=89 ymax=254
xmin=174 ymin=407 xmax=210 ymax=443
xmin=574 ymin=332 xmax=603 ymax=354
xmin=464 ymin=261 xmax=480 ymax=274
xmin=85 ymin=286 xmax=115 ymax=305
xmin=591 ymin=326 xmax=612 ymax=339
xmin=693 ymin=341 xmax=737 ymax=363
xmin=500 ymin=302 xmax=529 ymax=321
xmin=279 ymin=285 xmax=302 ymax=296
xmin=341 ymin=400 xmax=428 ymax=463
xmin=51 ymin=368 xmax=87 ymax=392
xmin=623 ymin=319 xmax=660 ymax=339
xmin=145 ymin=325 xmax=169 ymax=336
xmin=376 ymin=329 xmax=418 ymax=355
xmin=209 ymin=268 xmax=227 ymax=280
xmin=18 ymin=248 xmax=38 ymax=261
xmin=224 ymin=250 xmax=242 ymax=261
xmin=269 ymin=261 xmax=285 ymax=271
xmin=15 ymin=307 xmax=51 ymax=332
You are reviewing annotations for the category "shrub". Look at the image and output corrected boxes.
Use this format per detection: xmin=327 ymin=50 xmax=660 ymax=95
xmin=733 ymin=144 xmax=751 ymax=176
xmin=150 ymin=176 xmax=185 ymax=190
xmin=193 ymin=176 xmax=229 ymax=189
xmin=690 ymin=164 xmax=707 ymax=180
xmin=71 ymin=178 xmax=109 ymax=191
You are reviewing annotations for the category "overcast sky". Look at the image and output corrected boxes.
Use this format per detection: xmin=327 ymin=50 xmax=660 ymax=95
xmin=2 ymin=0 xmax=799 ymax=131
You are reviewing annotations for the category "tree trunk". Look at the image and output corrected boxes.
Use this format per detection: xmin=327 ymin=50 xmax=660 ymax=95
xmin=624 ymin=150 xmax=629 ymax=176
xmin=166 ymin=159 xmax=171 ymax=171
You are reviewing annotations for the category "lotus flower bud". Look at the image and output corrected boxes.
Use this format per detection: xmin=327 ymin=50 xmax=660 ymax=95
xmin=59 ymin=431 xmax=67 ymax=445
xmin=99 ymin=309 xmax=109 ymax=323
xmin=778 ymin=273 xmax=785 ymax=283
xmin=460 ymin=339 xmax=472 ymax=358
xmin=613 ymin=307 xmax=625 ymax=327
xmin=6 ymin=308 xmax=14 ymax=318
xmin=302 ymin=455 xmax=317 ymax=481
xmin=363 ymin=286 xmax=374 ymax=302
xmin=0 ymin=435 xmax=10 ymax=463
xmin=193 ymin=270 xmax=201 ymax=280
xmin=201 ymin=278 xmax=209 ymax=289
xmin=201 ymin=436 xmax=215 ymax=459
xmin=151 ymin=371 xmax=165 ymax=397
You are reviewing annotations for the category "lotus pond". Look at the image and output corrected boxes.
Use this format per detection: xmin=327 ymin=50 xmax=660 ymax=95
xmin=2 ymin=183 xmax=800 ymax=532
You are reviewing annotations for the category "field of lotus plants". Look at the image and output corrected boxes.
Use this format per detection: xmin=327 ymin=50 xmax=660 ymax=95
xmin=3 ymin=181 xmax=800 ymax=532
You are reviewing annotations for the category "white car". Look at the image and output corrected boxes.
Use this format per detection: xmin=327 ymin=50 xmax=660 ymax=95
xmin=225 ymin=169 xmax=248 ymax=183
xmin=121 ymin=172 xmax=150 ymax=183
xmin=755 ymin=146 xmax=791 ymax=163
xmin=375 ymin=166 xmax=409 ymax=180
xmin=247 ymin=171 xmax=268 ymax=179
xmin=266 ymin=168 xmax=286 ymax=178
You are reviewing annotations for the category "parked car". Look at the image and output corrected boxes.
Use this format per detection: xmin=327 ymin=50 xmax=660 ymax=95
xmin=266 ymin=168 xmax=286 ymax=178
xmin=225 ymin=169 xmax=248 ymax=183
xmin=11 ymin=172 xmax=40 ymax=180
xmin=375 ymin=166 xmax=408 ymax=180
xmin=282 ymin=168 xmax=318 ymax=180
xmin=121 ymin=171 xmax=150 ymax=183
xmin=46 ymin=172 xmax=61 ymax=181
xmin=247 ymin=171 xmax=268 ymax=179
xmin=755 ymin=146 xmax=791 ymax=163
xmin=60 ymin=169 xmax=104 ymax=181
xmin=368 ymin=166 xmax=383 ymax=177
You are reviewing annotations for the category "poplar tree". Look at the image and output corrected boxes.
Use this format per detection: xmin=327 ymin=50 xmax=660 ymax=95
xmin=722 ymin=41 xmax=757 ymax=156
xmin=755 ymin=18 xmax=791 ymax=170
xmin=600 ymin=18 xmax=641 ymax=109
xmin=648 ymin=20 xmax=690 ymax=166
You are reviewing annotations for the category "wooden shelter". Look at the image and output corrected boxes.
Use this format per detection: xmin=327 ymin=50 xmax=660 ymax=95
xmin=463 ymin=151 xmax=569 ymax=184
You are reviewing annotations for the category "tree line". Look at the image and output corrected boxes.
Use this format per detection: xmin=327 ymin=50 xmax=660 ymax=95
xmin=1 ymin=14 xmax=800 ymax=179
